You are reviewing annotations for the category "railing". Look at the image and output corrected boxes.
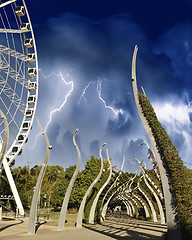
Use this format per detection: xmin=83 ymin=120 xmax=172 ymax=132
xmin=0 ymin=204 xmax=16 ymax=219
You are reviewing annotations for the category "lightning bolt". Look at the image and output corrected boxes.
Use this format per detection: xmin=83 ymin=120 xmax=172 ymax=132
xmin=29 ymin=70 xmax=74 ymax=150
xmin=77 ymin=81 xmax=96 ymax=107
xmin=96 ymin=78 xmax=123 ymax=115
xmin=44 ymin=72 xmax=74 ymax=132
xmin=78 ymin=78 xmax=123 ymax=116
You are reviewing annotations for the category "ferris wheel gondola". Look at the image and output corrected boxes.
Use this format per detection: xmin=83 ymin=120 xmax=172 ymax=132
xmin=0 ymin=0 xmax=38 ymax=165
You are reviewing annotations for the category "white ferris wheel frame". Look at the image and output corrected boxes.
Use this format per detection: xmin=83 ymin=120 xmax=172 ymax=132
xmin=0 ymin=0 xmax=39 ymax=216
xmin=0 ymin=0 xmax=39 ymax=166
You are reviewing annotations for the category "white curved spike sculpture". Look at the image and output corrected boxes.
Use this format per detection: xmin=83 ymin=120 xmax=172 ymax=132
xmin=117 ymin=195 xmax=132 ymax=216
xmin=76 ymin=143 xmax=106 ymax=228
xmin=101 ymin=174 xmax=135 ymax=221
xmin=125 ymin=194 xmax=140 ymax=218
xmin=117 ymin=194 xmax=136 ymax=217
xmin=142 ymin=162 xmax=165 ymax=224
xmin=143 ymin=171 xmax=163 ymax=200
xmin=89 ymin=148 xmax=112 ymax=224
xmin=28 ymin=117 xmax=51 ymax=234
xmin=124 ymin=201 xmax=130 ymax=215
xmin=133 ymin=158 xmax=165 ymax=224
xmin=137 ymin=176 xmax=158 ymax=222
xmin=132 ymin=192 xmax=150 ymax=218
xmin=100 ymin=156 xmax=124 ymax=221
xmin=126 ymin=172 xmax=150 ymax=219
xmin=101 ymin=156 xmax=125 ymax=208
xmin=131 ymin=158 xmax=158 ymax=222
xmin=132 ymin=45 xmax=181 ymax=239
xmin=58 ymin=129 xmax=81 ymax=231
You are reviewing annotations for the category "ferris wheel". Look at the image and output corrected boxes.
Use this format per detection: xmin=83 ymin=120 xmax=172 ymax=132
xmin=0 ymin=0 xmax=38 ymax=167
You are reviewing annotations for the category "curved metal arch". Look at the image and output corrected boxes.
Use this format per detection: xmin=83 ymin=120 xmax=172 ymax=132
xmin=141 ymin=161 xmax=165 ymax=224
xmin=76 ymin=143 xmax=106 ymax=228
xmin=131 ymin=45 xmax=181 ymax=238
xmin=131 ymin=159 xmax=158 ymax=222
xmin=101 ymin=155 xmax=125 ymax=209
xmin=28 ymin=117 xmax=51 ymax=234
xmin=131 ymin=192 xmax=150 ymax=218
xmin=58 ymin=128 xmax=81 ymax=231
xmin=101 ymin=173 xmax=136 ymax=221
xmin=137 ymin=175 xmax=158 ymax=222
xmin=89 ymin=148 xmax=112 ymax=224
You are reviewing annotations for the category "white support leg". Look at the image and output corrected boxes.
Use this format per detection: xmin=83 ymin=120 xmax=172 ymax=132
xmin=3 ymin=158 xmax=24 ymax=217
xmin=0 ymin=205 xmax=2 ymax=221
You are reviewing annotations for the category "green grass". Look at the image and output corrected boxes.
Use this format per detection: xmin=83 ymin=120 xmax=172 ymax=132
xmin=39 ymin=210 xmax=77 ymax=227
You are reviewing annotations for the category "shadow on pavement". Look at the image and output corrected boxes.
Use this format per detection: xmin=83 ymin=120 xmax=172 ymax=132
xmin=0 ymin=218 xmax=24 ymax=232
xmin=35 ymin=220 xmax=47 ymax=233
xmin=85 ymin=217 xmax=167 ymax=240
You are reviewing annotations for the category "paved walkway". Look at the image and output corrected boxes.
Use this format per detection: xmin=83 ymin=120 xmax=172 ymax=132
xmin=0 ymin=217 xmax=167 ymax=240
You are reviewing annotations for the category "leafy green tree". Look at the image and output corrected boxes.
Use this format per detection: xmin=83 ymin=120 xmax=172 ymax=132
xmin=51 ymin=165 xmax=75 ymax=211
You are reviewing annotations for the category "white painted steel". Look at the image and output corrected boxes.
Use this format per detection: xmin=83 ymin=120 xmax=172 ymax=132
xmin=58 ymin=129 xmax=81 ymax=231
xmin=0 ymin=0 xmax=39 ymax=216
xmin=0 ymin=0 xmax=39 ymax=165
xmin=28 ymin=118 xmax=51 ymax=234
xmin=0 ymin=0 xmax=16 ymax=8
xmin=89 ymin=149 xmax=112 ymax=224
xmin=131 ymin=45 xmax=182 ymax=239
xmin=76 ymin=143 xmax=106 ymax=228
xmin=100 ymin=156 xmax=124 ymax=222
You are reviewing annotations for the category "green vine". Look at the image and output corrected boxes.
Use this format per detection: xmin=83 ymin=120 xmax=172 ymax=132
xmin=138 ymin=92 xmax=192 ymax=239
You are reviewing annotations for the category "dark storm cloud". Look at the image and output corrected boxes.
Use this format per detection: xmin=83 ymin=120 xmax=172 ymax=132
xmin=47 ymin=122 xmax=60 ymax=142
xmin=153 ymin=20 xmax=192 ymax=98
xmin=17 ymin=12 xmax=192 ymax=171
xmin=189 ymin=112 xmax=192 ymax=123
xmin=122 ymin=138 xmax=146 ymax=161
xmin=121 ymin=138 xmax=149 ymax=173
xmin=106 ymin=113 xmax=132 ymax=135
xmin=35 ymin=13 xmax=147 ymax=79
xmin=35 ymin=12 xmax=182 ymax=104
xmin=89 ymin=140 xmax=100 ymax=158
xmin=55 ymin=130 xmax=83 ymax=167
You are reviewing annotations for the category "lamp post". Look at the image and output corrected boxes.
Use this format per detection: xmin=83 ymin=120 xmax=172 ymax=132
xmin=47 ymin=195 xmax=50 ymax=220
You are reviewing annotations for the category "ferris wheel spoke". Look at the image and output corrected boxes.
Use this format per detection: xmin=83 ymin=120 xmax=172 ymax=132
xmin=0 ymin=0 xmax=38 ymax=166
xmin=0 ymin=95 xmax=20 ymax=134
xmin=0 ymin=28 xmax=30 ymax=33
xmin=0 ymin=61 xmax=28 ymax=88
xmin=0 ymin=77 xmax=26 ymax=113
xmin=0 ymin=0 xmax=38 ymax=216
xmin=0 ymin=52 xmax=27 ymax=78
xmin=0 ymin=44 xmax=27 ymax=61
xmin=0 ymin=0 xmax=16 ymax=9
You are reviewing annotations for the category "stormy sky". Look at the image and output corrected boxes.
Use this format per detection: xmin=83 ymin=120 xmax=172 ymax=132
xmin=16 ymin=0 xmax=192 ymax=172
